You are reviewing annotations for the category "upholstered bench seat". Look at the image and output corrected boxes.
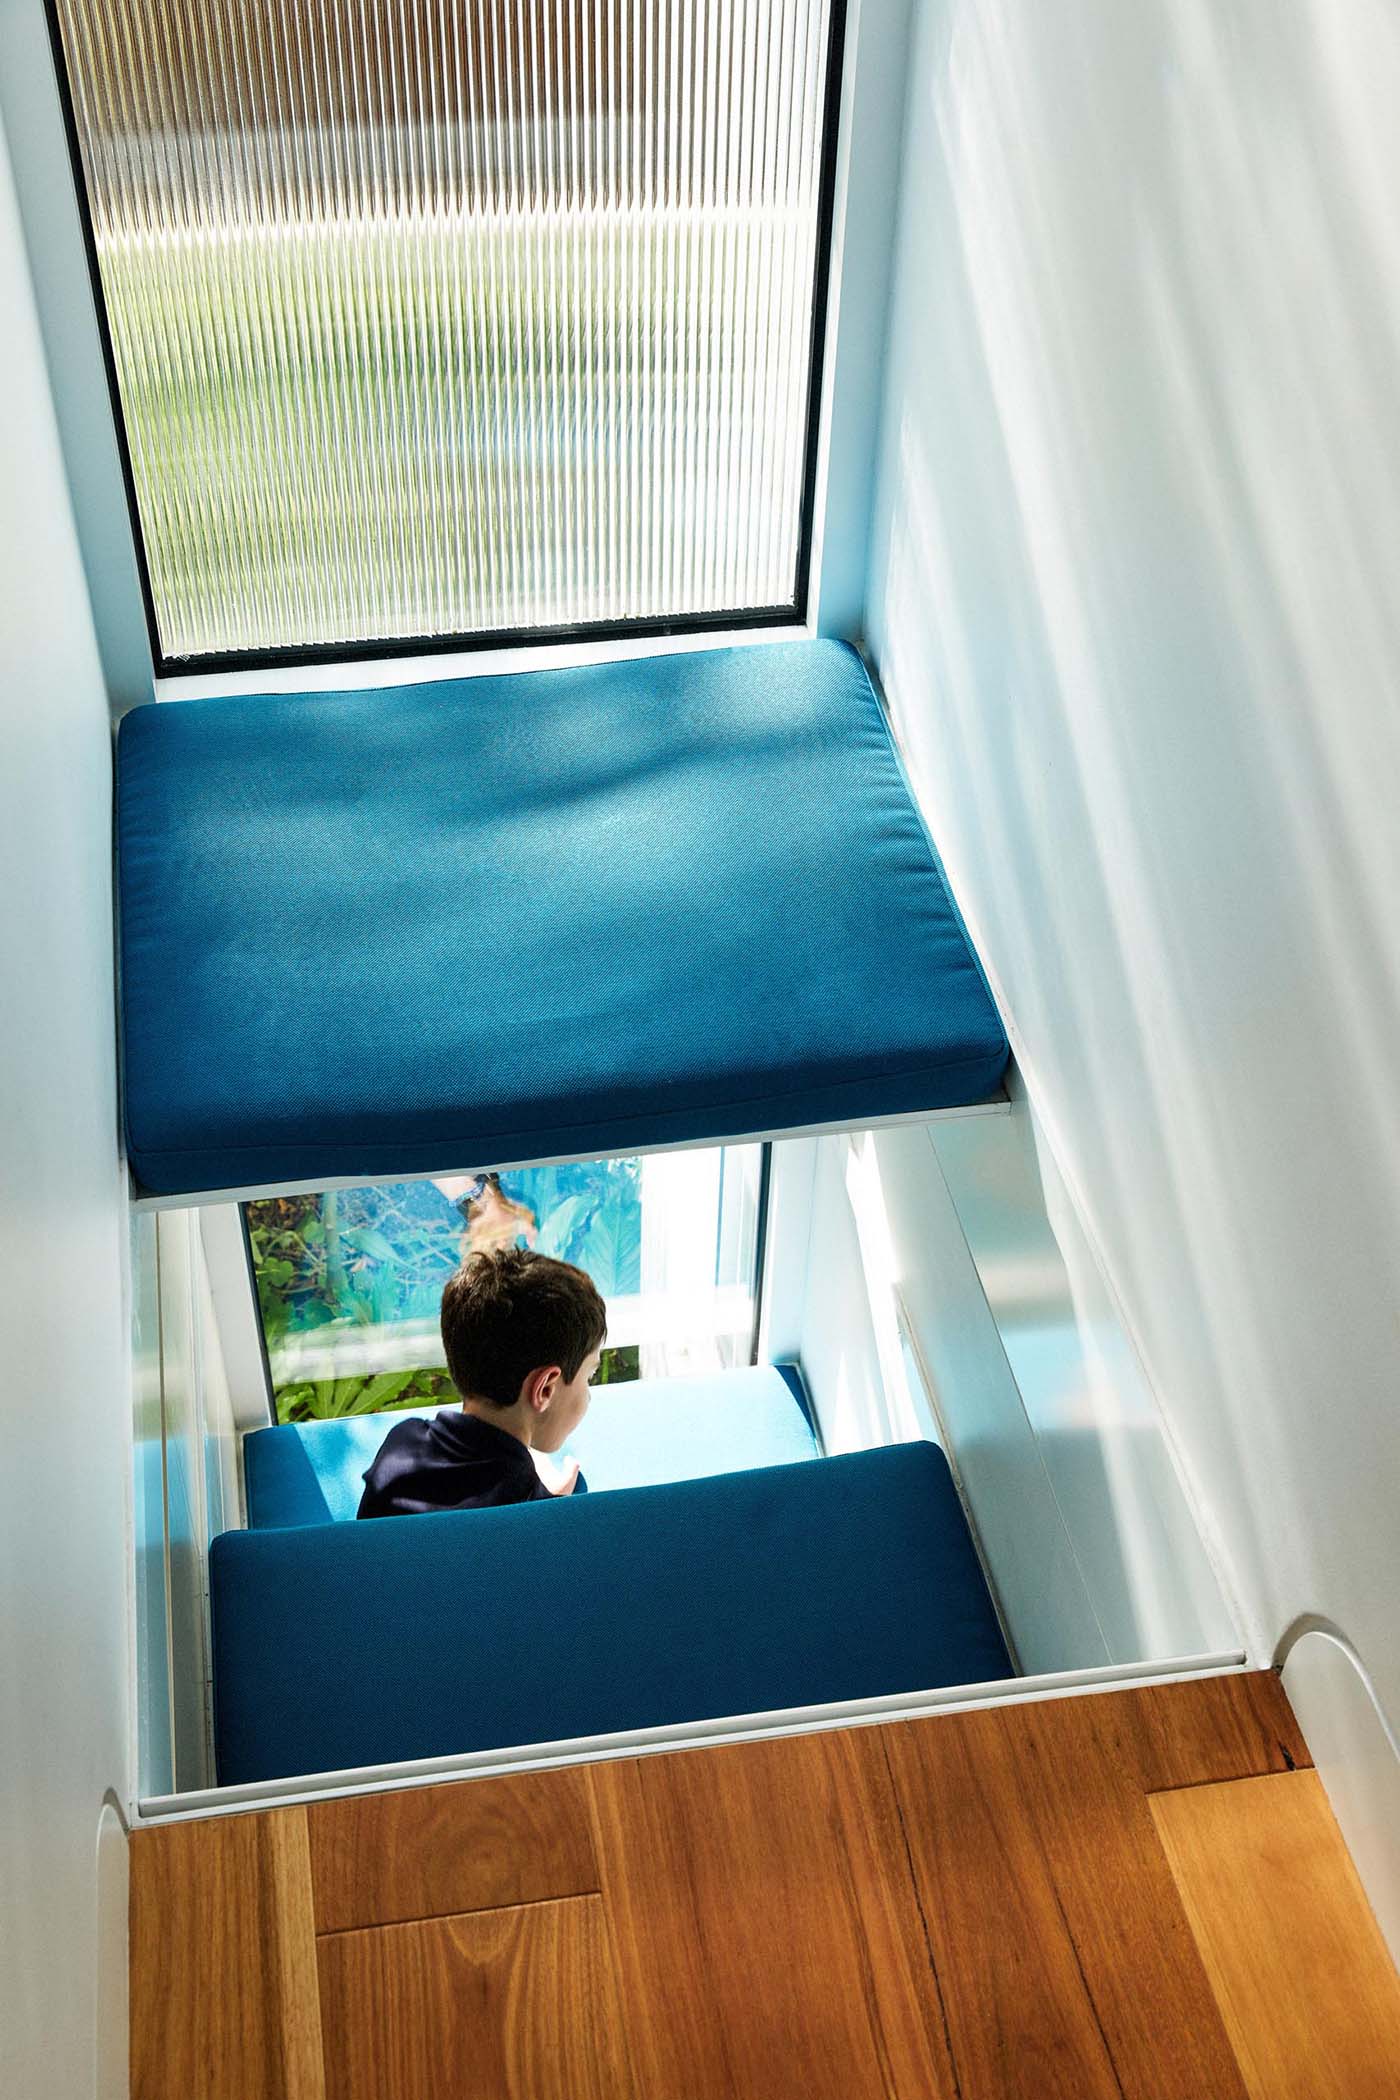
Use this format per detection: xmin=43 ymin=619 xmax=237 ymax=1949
xmin=209 ymin=1440 xmax=1013 ymax=1784
xmin=243 ymin=1364 xmax=820 ymax=1528
xmin=117 ymin=639 xmax=1008 ymax=1197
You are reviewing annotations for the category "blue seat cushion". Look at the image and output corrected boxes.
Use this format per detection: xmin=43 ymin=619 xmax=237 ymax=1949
xmin=244 ymin=1364 xmax=820 ymax=1528
xmin=209 ymin=1441 xmax=1013 ymax=1784
xmin=117 ymin=639 xmax=1007 ymax=1196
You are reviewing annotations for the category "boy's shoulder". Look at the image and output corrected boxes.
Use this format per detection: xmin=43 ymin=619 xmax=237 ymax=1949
xmin=368 ymin=1412 xmax=434 ymax=1457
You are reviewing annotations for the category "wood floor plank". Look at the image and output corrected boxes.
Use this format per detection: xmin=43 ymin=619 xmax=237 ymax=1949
xmin=129 ymin=1672 xmax=1334 ymax=2100
xmin=885 ymin=1705 xmax=1123 ymax=2099
xmin=307 ymin=1769 xmax=597 ymax=1933
xmin=1057 ymin=1671 xmax=1312 ymax=1795
xmin=1009 ymin=1691 xmax=1253 ymax=2100
xmin=588 ymin=1729 xmax=958 ymax=2100
xmin=316 ymin=1897 xmax=634 ymax=2100
xmin=130 ymin=1808 xmax=325 ymax=2100
xmin=1151 ymin=1770 xmax=1400 ymax=2100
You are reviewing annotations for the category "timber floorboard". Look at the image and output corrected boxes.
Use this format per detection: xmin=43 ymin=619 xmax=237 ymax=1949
xmin=588 ymin=1724 xmax=959 ymax=2100
xmin=317 ymin=1898 xmax=635 ymax=2100
xmin=306 ymin=1766 xmax=599 ymax=1933
xmin=1151 ymin=1769 xmax=1400 ymax=2100
xmin=129 ymin=1807 xmax=324 ymax=2100
xmin=130 ymin=1670 xmax=1398 ymax=2100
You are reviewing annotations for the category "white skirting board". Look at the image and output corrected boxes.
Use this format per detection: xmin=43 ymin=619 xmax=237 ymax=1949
xmin=136 ymin=1647 xmax=1246 ymax=1824
xmin=1279 ymin=1621 xmax=1400 ymax=1970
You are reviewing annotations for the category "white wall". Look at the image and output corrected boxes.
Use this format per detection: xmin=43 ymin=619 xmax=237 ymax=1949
xmin=920 ymin=1096 xmax=1233 ymax=1665
xmin=868 ymin=0 xmax=1400 ymax=1732
xmin=130 ymin=1212 xmax=172 ymax=1798
xmin=814 ymin=1107 xmax=1236 ymax=1676
xmin=132 ymin=1208 xmax=243 ymax=1798
xmin=812 ymin=0 xmax=917 ymax=637
xmin=157 ymin=1213 xmax=229 ymax=1792
xmin=0 ymin=103 xmax=131 ymax=2100
xmin=0 ymin=0 xmax=153 ymax=712
xmin=794 ymin=1136 xmax=888 ymax=1453
xmin=867 ymin=1115 xmax=1109 ymax=1674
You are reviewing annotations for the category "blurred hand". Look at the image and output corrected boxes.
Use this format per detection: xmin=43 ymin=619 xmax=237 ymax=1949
xmin=431 ymin=1173 xmax=479 ymax=1204
xmin=457 ymin=1173 xmax=538 ymax=1255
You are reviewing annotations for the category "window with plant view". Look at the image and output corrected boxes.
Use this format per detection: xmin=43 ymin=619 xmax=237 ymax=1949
xmin=245 ymin=1147 xmax=765 ymax=1422
xmin=51 ymin=0 xmax=842 ymax=666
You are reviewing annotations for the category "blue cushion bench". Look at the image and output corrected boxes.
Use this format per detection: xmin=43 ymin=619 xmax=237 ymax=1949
xmin=209 ymin=1441 xmax=1013 ymax=1784
xmin=116 ymin=639 xmax=1008 ymax=1197
xmin=243 ymin=1364 xmax=820 ymax=1528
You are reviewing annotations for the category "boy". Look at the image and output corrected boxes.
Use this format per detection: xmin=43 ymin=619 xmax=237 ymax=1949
xmin=357 ymin=1246 xmax=606 ymax=1519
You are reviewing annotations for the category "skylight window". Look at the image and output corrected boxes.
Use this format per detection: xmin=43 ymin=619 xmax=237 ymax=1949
xmin=51 ymin=0 xmax=843 ymax=668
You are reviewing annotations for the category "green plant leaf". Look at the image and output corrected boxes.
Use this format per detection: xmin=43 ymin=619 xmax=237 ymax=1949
xmin=351 ymin=1370 xmax=414 ymax=1412
xmin=582 ymin=1190 xmax=642 ymax=1295
xmin=536 ymin=1192 xmax=591 ymax=1259
xmin=274 ymin=1381 xmax=318 ymax=1423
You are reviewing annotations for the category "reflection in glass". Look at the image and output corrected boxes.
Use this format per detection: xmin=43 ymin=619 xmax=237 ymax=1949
xmin=245 ymin=1145 xmax=763 ymax=1422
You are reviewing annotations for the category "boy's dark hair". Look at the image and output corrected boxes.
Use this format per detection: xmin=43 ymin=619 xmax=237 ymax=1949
xmin=440 ymin=1247 xmax=607 ymax=1407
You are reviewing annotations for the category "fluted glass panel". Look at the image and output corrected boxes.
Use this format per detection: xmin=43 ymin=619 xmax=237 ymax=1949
xmin=52 ymin=0 xmax=836 ymax=661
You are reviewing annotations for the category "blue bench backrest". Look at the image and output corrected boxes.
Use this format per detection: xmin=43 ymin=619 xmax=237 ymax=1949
xmin=210 ymin=1441 xmax=1013 ymax=1784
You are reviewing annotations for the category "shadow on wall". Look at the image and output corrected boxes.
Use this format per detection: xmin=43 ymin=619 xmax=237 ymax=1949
xmin=869 ymin=1106 xmax=1237 ymax=1675
xmin=866 ymin=0 xmax=1400 ymax=1722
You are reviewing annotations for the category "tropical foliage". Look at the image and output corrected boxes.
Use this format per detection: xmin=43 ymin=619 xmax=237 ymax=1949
xmin=272 ymin=1347 xmax=640 ymax=1425
xmin=246 ymin=1163 xmax=644 ymax=1423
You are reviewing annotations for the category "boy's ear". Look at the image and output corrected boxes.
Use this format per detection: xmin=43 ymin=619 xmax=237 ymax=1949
xmin=524 ymin=1364 xmax=562 ymax=1412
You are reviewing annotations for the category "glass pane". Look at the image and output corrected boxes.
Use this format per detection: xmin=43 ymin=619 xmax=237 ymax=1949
xmin=245 ymin=1146 xmax=763 ymax=1422
xmin=53 ymin=0 xmax=836 ymax=660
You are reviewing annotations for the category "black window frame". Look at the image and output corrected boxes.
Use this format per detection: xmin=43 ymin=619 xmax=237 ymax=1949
xmin=44 ymin=0 xmax=850 ymax=678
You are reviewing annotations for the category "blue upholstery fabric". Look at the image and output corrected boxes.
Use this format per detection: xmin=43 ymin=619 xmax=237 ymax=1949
xmin=117 ymin=641 xmax=1008 ymax=1195
xmin=209 ymin=1441 xmax=1013 ymax=1784
xmin=244 ymin=1365 xmax=821 ymax=1528
xmin=245 ymin=1406 xmax=452 ymax=1528
xmin=565 ymin=1362 xmax=820 ymax=1492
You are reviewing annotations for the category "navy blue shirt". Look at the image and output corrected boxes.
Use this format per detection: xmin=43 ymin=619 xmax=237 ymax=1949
xmin=358 ymin=1409 xmax=584 ymax=1519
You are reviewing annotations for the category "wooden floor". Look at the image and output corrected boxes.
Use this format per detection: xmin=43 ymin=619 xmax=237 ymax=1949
xmin=129 ymin=1672 xmax=1400 ymax=2099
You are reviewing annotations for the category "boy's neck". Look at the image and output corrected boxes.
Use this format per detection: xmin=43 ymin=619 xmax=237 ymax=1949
xmin=461 ymin=1394 xmax=534 ymax=1448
